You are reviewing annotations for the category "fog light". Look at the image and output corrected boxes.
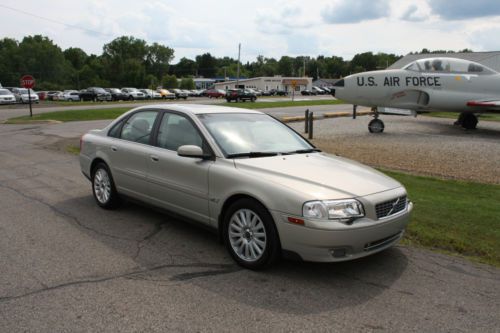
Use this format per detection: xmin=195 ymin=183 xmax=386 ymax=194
xmin=330 ymin=248 xmax=347 ymax=258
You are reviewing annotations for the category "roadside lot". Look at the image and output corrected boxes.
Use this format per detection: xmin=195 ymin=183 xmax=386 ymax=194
xmin=0 ymin=115 xmax=499 ymax=332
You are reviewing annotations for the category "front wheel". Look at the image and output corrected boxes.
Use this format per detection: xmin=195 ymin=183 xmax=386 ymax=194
xmin=368 ymin=118 xmax=385 ymax=133
xmin=223 ymin=199 xmax=280 ymax=270
xmin=92 ymin=163 xmax=121 ymax=209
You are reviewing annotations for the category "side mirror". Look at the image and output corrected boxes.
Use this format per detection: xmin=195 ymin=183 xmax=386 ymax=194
xmin=177 ymin=145 xmax=211 ymax=159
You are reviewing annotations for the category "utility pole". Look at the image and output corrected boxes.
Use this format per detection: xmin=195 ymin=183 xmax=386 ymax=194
xmin=236 ymin=43 xmax=241 ymax=88
xmin=303 ymin=57 xmax=306 ymax=77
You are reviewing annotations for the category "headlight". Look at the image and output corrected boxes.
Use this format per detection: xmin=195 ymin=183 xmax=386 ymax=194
xmin=303 ymin=199 xmax=365 ymax=222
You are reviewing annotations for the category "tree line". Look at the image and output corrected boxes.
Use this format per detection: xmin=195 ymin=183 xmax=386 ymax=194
xmin=0 ymin=35 xmax=472 ymax=90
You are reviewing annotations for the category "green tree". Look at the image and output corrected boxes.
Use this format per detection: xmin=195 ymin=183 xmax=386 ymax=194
xmin=179 ymin=77 xmax=195 ymax=89
xmin=146 ymin=42 xmax=174 ymax=81
xmin=162 ymin=74 xmax=178 ymax=89
xmin=17 ymin=35 xmax=71 ymax=88
xmin=278 ymin=56 xmax=294 ymax=76
xmin=350 ymin=52 xmax=377 ymax=73
xmin=196 ymin=53 xmax=217 ymax=78
xmin=63 ymin=47 xmax=88 ymax=70
xmin=0 ymin=38 xmax=21 ymax=86
xmin=173 ymin=57 xmax=197 ymax=77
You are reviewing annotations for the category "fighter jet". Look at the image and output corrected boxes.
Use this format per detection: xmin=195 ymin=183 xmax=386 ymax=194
xmin=331 ymin=57 xmax=500 ymax=133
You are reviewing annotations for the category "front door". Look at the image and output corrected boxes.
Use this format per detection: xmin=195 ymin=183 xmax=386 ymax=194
xmin=145 ymin=112 xmax=213 ymax=224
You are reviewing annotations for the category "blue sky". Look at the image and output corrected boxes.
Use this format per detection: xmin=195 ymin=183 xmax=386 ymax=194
xmin=1 ymin=0 xmax=499 ymax=62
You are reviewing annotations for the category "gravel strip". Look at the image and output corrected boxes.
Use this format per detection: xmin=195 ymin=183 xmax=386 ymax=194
xmin=289 ymin=115 xmax=500 ymax=184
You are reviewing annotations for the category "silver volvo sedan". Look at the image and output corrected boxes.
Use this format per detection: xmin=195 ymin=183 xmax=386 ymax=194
xmin=80 ymin=104 xmax=412 ymax=269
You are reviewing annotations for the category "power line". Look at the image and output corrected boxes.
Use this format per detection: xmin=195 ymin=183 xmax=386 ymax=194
xmin=0 ymin=4 xmax=115 ymax=38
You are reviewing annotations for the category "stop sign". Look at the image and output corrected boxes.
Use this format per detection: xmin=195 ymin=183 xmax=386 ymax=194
xmin=20 ymin=75 xmax=35 ymax=89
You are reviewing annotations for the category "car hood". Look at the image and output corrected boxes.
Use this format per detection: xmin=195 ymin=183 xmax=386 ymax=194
xmin=234 ymin=153 xmax=401 ymax=199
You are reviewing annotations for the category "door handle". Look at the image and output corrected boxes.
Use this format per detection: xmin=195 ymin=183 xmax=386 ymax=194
xmin=150 ymin=155 xmax=159 ymax=162
xmin=111 ymin=146 xmax=118 ymax=152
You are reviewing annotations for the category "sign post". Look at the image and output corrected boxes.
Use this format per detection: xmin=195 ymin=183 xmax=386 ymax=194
xmin=291 ymin=80 xmax=297 ymax=101
xmin=20 ymin=75 xmax=35 ymax=117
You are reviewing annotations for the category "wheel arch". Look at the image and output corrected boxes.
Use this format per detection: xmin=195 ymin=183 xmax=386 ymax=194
xmin=217 ymin=193 xmax=278 ymax=244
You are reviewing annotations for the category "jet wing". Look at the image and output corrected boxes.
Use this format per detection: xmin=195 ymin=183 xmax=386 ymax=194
xmin=466 ymin=100 xmax=500 ymax=108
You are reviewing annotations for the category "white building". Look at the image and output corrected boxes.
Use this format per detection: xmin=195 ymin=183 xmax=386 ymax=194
xmin=213 ymin=76 xmax=312 ymax=92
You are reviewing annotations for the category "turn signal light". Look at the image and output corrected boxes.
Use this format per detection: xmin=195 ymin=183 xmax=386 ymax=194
xmin=287 ymin=217 xmax=304 ymax=225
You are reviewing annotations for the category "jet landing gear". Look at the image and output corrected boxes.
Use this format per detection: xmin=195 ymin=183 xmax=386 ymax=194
xmin=368 ymin=108 xmax=385 ymax=133
xmin=454 ymin=112 xmax=478 ymax=130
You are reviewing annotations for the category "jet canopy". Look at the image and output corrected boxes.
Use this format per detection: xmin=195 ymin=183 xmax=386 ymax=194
xmin=403 ymin=58 xmax=496 ymax=75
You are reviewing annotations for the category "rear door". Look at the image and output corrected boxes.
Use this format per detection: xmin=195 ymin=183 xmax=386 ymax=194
xmin=106 ymin=110 xmax=160 ymax=198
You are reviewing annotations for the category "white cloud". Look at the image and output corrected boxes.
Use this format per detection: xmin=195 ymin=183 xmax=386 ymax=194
xmin=0 ymin=0 xmax=498 ymax=63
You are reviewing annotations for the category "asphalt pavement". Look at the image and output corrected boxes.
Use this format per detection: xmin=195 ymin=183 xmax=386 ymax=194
xmin=0 ymin=120 xmax=498 ymax=332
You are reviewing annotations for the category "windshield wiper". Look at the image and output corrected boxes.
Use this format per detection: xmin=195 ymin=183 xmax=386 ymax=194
xmin=291 ymin=148 xmax=322 ymax=154
xmin=227 ymin=152 xmax=279 ymax=158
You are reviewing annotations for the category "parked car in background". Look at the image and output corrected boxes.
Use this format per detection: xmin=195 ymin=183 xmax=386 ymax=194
xmin=11 ymin=88 xmax=39 ymax=103
xmin=226 ymin=89 xmax=257 ymax=102
xmin=61 ymin=90 xmax=81 ymax=102
xmin=247 ymin=88 xmax=262 ymax=96
xmin=140 ymin=89 xmax=161 ymax=100
xmin=121 ymin=88 xmax=146 ymax=101
xmin=79 ymin=104 xmax=412 ymax=269
xmin=321 ymin=87 xmax=332 ymax=93
xmin=261 ymin=90 xmax=273 ymax=96
xmin=171 ymin=89 xmax=188 ymax=99
xmin=46 ymin=91 xmax=62 ymax=101
xmin=269 ymin=89 xmax=288 ymax=96
xmin=37 ymin=91 xmax=48 ymax=101
xmin=105 ymin=88 xmax=127 ymax=101
xmin=0 ymin=88 xmax=16 ymax=104
xmin=301 ymin=90 xmax=317 ymax=96
xmin=190 ymin=89 xmax=204 ymax=97
xmin=79 ymin=87 xmax=112 ymax=102
xmin=205 ymin=89 xmax=226 ymax=99
xmin=156 ymin=88 xmax=176 ymax=100
xmin=312 ymin=86 xmax=326 ymax=95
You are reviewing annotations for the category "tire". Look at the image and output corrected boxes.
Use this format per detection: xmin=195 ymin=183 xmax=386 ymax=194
xmin=91 ymin=162 xmax=121 ymax=209
xmin=223 ymin=198 xmax=281 ymax=270
xmin=226 ymin=98 xmax=231 ymax=103
xmin=251 ymin=97 xmax=256 ymax=102
xmin=462 ymin=113 xmax=478 ymax=130
xmin=129 ymin=96 xmax=134 ymax=101
xmin=368 ymin=119 xmax=385 ymax=133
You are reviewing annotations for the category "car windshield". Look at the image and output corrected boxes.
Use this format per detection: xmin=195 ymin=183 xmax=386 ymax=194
xmin=197 ymin=113 xmax=314 ymax=157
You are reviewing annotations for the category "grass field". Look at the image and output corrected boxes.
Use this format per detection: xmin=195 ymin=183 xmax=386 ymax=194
xmin=384 ymin=170 xmax=500 ymax=266
xmin=425 ymin=112 xmax=500 ymax=122
xmin=5 ymin=99 xmax=344 ymax=123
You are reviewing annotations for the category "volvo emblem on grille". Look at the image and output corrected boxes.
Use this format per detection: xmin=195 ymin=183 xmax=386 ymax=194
xmin=387 ymin=197 xmax=400 ymax=216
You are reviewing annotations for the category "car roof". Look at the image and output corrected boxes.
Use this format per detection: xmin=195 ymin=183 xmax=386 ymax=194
xmin=133 ymin=104 xmax=263 ymax=115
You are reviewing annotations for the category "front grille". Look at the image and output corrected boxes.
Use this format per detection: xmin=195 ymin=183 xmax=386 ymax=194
xmin=375 ymin=195 xmax=407 ymax=219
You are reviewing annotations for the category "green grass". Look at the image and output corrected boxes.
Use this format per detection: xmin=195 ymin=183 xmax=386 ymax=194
xmin=222 ymin=99 xmax=345 ymax=109
xmin=6 ymin=99 xmax=345 ymax=123
xmin=383 ymin=170 xmax=500 ymax=266
xmin=424 ymin=112 xmax=500 ymax=122
xmin=5 ymin=107 xmax=130 ymax=123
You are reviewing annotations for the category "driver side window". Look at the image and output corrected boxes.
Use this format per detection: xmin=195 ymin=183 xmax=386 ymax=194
xmin=156 ymin=113 xmax=204 ymax=151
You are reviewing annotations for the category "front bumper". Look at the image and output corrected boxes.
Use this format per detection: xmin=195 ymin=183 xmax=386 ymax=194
xmin=272 ymin=201 xmax=413 ymax=262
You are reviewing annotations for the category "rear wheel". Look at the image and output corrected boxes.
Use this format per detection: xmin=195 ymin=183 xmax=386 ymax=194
xmin=223 ymin=199 xmax=280 ymax=270
xmin=92 ymin=163 xmax=121 ymax=209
